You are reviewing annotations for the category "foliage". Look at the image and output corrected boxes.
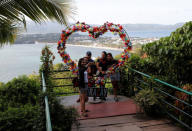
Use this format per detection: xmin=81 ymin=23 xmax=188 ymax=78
xmin=54 ymin=63 xmax=69 ymax=71
xmin=0 ymin=0 xmax=74 ymax=46
xmin=114 ymin=53 xmax=122 ymax=60
xmin=28 ymin=73 xmax=40 ymax=81
xmin=143 ymin=21 xmax=192 ymax=84
xmin=0 ymin=105 xmax=42 ymax=131
xmin=0 ymin=20 xmax=18 ymax=45
xmin=49 ymin=98 xmax=78 ymax=131
xmin=118 ymin=54 xmax=154 ymax=96
xmin=0 ymin=82 xmax=4 ymax=88
xmin=40 ymin=45 xmax=55 ymax=92
xmin=0 ymin=75 xmax=44 ymax=130
xmin=39 ymin=46 xmax=78 ymax=130
xmin=40 ymin=45 xmax=55 ymax=76
xmin=0 ymin=75 xmax=41 ymax=111
xmin=117 ymin=22 xmax=192 ymax=127
xmin=0 ymin=46 xmax=78 ymax=130
xmin=175 ymin=84 xmax=192 ymax=109
xmin=174 ymin=84 xmax=192 ymax=125
xmin=53 ymin=63 xmax=78 ymax=95
xmin=134 ymin=88 xmax=163 ymax=116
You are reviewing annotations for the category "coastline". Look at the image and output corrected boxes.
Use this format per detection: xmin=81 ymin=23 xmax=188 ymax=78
xmin=67 ymin=44 xmax=123 ymax=51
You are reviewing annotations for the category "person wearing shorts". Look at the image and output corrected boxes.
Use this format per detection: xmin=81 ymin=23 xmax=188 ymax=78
xmin=107 ymin=53 xmax=120 ymax=102
xmin=78 ymin=57 xmax=89 ymax=117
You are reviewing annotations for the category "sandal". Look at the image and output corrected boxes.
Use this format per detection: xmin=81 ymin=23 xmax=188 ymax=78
xmin=81 ymin=110 xmax=89 ymax=112
xmin=76 ymin=98 xmax=80 ymax=103
xmin=81 ymin=113 xmax=88 ymax=117
xmin=114 ymin=97 xmax=119 ymax=102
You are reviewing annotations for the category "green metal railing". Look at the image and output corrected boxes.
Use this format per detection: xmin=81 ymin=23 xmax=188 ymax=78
xmin=41 ymin=73 xmax=52 ymax=131
xmin=128 ymin=68 xmax=192 ymax=130
xmin=52 ymin=70 xmax=79 ymax=95
xmin=52 ymin=69 xmax=113 ymax=95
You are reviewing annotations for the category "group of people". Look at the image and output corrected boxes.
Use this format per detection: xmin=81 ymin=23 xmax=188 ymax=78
xmin=77 ymin=51 xmax=120 ymax=117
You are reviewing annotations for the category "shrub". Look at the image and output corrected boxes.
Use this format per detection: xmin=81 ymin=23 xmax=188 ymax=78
xmin=54 ymin=63 xmax=69 ymax=71
xmin=134 ymin=88 xmax=163 ymax=116
xmin=174 ymin=84 xmax=192 ymax=125
xmin=0 ymin=75 xmax=41 ymax=111
xmin=0 ymin=73 xmax=78 ymax=130
xmin=0 ymin=82 xmax=4 ymax=87
xmin=0 ymin=105 xmax=42 ymax=131
xmin=0 ymin=76 xmax=44 ymax=130
xmin=119 ymin=54 xmax=155 ymax=96
xmin=175 ymin=84 xmax=192 ymax=110
xmin=49 ymin=98 xmax=78 ymax=131
xmin=143 ymin=21 xmax=192 ymax=84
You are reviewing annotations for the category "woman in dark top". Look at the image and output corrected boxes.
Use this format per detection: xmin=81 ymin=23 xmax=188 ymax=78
xmin=96 ymin=51 xmax=108 ymax=76
xmin=107 ymin=53 xmax=120 ymax=102
xmin=96 ymin=51 xmax=108 ymax=101
xmin=78 ymin=57 xmax=89 ymax=117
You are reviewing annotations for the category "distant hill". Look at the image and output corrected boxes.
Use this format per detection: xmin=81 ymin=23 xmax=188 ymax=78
xmin=24 ymin=21 xmax=184 ymax=34
xmin=122 ymin=23 xmax=184 ymax=31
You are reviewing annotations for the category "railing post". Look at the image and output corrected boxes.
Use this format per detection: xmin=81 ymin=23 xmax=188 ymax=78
xmin=128 ymin=67 xmax=192 ymax=130
xmin=42 ymin=73 xmax=52 ymax=131
xmin=189 ymin=95 xmax=192 ymax=130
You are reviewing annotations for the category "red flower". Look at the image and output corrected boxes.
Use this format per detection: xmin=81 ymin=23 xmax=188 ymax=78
xmin=119 ymin=25 xmax=123 ymax=30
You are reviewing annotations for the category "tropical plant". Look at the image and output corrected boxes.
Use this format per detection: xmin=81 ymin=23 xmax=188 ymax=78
xmin=134 ymin=88 xmax=163 ymax=116
xmin=0 ymin=0 xmax=74 ymax=46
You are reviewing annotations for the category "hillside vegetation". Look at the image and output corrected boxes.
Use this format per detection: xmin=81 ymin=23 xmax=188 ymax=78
xmin=143 ymin=21 xmax=192 ymax=84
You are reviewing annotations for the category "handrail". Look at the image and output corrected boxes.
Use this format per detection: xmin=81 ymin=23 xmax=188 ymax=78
xmin=42 ymin=73 xmax=52 ymax=131
xmin=128 ymin=67 xmax=192 ymax=130
xmin=128 ymin=67 xmax=192 ymax=96
xmin=53 ymin=70 xmax=70 ymax=72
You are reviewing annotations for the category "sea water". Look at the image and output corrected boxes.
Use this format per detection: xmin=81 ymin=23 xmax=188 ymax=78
xmin=0 ymin=44 xmax=121 ymax=82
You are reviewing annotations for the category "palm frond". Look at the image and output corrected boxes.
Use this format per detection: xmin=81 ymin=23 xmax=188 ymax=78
xmin=0 ymin=0 xmax=75 ymax=46
xmin=0 ymin=0 xmax=74 ymax=25
xmin=0 ymin=20 xmax=19 ymax=47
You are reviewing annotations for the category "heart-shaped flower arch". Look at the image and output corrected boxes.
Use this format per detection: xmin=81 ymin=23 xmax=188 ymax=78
xmin=57 ymin=22 xmax=132 ymax=75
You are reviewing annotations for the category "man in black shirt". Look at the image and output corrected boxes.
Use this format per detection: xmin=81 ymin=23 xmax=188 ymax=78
xmin=86 ymin=51 xmax=97 ymax=75
xmin=86 ymin=51 xmax=94 ymax=63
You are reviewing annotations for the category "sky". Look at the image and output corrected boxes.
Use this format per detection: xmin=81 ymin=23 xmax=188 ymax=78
xmin=71 ymin=0 xmax=192 ymax=25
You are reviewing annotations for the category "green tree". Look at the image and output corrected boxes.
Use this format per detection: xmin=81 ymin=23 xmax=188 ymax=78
xmin=0 ymin=0 xmax=74 ymax=46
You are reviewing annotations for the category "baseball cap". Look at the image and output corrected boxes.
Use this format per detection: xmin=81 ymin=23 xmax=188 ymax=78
xmin=86 ymin=51 xmax=92 ymax=56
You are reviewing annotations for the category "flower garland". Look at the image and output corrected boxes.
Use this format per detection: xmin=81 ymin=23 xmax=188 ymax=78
xmin=57 ymin=22 xmax=132 ymax=85
xmin=95 ymin=77 xmax=105 ymax=87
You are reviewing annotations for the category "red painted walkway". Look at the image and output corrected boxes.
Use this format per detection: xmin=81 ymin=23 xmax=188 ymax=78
xmin=78 ymin=99 xmax=140 ymax=120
